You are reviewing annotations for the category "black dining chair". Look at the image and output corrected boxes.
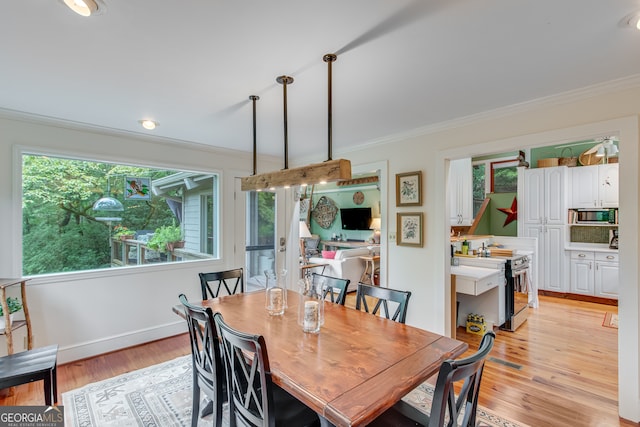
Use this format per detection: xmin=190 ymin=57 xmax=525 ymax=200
xmin=213 ymin=313 xmax=320 ymax=427
xmin=368 ymin=330 xmax=496 ymax=427
xmin=312 ymin=273 xmax=349 ymax=305
xmin=199 ymin=268 xmax=244 ymax=300
xmin=355 ymin=283 xmax=411 ymax=324
xmin=179 ymin=294 xmax=226 ymax=427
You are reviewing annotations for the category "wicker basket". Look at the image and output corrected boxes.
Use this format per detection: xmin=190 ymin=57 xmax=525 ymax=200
xmin=537 ymin=158 xmax=559 ymax=168
xmin=558 ymin=147 xmax=578 ymax=167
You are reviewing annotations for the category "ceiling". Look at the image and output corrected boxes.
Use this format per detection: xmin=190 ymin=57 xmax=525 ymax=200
xmin=2 ymin=1 xmax=640 ymax=161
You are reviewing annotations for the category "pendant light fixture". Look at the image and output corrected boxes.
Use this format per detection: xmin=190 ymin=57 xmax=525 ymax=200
xmin=241 ymin=53 xmax=351 ymax=191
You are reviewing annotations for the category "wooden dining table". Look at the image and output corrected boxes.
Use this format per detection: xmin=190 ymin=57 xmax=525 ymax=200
xmin=181 ymin=289 xmax=467 ymax=427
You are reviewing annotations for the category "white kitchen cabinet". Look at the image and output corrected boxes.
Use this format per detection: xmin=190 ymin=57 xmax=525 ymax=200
xmin=571 ymin=164 xmax=619 ymax=209
xmin=595 ymin=252 xmax=619 ymax=299
xmin=570 ymin=251 xmax=594 ymax=295
xmin=449 ymin=158 xmax=473 ymax=226
xmin=569 ymin=250 xmax=618 ymax=299
xmin=518 ymin=166 xmax=568 ymax=292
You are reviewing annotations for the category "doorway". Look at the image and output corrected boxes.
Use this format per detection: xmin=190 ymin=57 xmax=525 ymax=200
xmin=442 ymin=116 xmax=639 ymax=420
xmin=243 ymin=189 xmax=276 ymax=290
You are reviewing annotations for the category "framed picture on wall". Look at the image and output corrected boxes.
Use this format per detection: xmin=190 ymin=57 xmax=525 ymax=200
xmin=397 ymin=212 xmax=423 ymax=247
xmin=396 ymin=171 xmax=422 ymax=206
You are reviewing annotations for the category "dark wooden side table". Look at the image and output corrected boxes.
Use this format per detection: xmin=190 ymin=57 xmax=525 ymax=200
xmin=0 ymin=278 xmax=33 ymax=355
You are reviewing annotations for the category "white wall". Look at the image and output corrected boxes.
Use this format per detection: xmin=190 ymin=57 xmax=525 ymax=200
xmin=0 ymin=115 xmax=280 ymax=363
xmin=337 ymin=80 xmax=640 ymax=421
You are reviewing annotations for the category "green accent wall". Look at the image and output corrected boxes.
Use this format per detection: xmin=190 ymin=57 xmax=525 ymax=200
xmin=530 ymin=141 xmax=617 ymax=168
xmin=308 ymin=188 xmax=380 ymax=242
xmin=473 ymin=192 xmax=518 ymax=237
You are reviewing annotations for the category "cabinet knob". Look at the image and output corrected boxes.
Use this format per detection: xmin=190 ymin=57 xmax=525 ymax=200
xmin=578 ymin=253 xmax=586 ymax=257
xmin=606 ymin=255 xmax=614 ymax=260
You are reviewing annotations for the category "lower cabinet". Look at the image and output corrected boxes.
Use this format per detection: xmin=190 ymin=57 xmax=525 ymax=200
xmin=569 ymin=250 xmax=618 ymax=299
xmin=454 ymin=268 xmax=505 ymax=329
xmin=594 ymin=253 xmax=619 ymax=299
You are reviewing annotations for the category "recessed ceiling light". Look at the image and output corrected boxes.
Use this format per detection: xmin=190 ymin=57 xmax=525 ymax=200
xmin=139 ymin=119 xmax=159 ymax=130
xmin=63 ymin=0 xmax=99 ymax=17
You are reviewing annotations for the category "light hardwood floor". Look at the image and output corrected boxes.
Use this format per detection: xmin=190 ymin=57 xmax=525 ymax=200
xmin=0 ymin=295 xmax=634 ymax=426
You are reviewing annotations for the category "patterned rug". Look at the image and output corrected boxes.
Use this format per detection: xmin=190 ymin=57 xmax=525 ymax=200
xmin=63 ymin=355 xmax=527 ymax=427
xmin=603 ymin=312 xmax=618 ymax=328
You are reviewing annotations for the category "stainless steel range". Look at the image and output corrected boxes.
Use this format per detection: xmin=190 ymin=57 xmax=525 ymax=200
xmin=500 ymin=254 xmax=530 ymax=331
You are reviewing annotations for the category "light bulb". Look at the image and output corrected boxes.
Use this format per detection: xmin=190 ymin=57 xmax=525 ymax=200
xmin=139 ymin=120 xmax=158 ymax=130
xmin=63 ymin=0 xmax=98 ymax=16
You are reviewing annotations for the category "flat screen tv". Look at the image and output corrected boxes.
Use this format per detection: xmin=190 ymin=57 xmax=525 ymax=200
xmin=340 ymin=208 xmax=372 ymax=231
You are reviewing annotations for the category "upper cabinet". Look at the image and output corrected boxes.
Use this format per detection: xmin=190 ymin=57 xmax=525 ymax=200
xmin=449 ymin=158 xmax=473 ymax=226
xmin=519 ymin=166 xmax=567 ymax=226
xmin=518 ymin=166 xmax=568 ymax=292
xmin=571 ymin=164 xmax=619 ymax=209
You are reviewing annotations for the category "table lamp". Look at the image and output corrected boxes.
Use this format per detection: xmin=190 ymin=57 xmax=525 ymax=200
xmin=299 ymin=221 xmax=312 ymax=264
xmin=370 ymin=217 xmax=381 ymax=244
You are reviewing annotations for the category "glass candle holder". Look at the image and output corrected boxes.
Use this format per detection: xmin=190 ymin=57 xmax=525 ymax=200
xmin=297 ymin=277 xmax=324 ymax=333
xmin=265 ymin=269 xmax=287 ymax=316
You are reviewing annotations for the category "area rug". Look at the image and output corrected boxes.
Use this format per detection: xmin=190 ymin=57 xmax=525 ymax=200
xmin=63 ymin=355 xmax=527 ymax=427
xmin=603 ymin=312 xmax=619 ymax=328
xmin=62 ymin=355 xmax=219 ymax=426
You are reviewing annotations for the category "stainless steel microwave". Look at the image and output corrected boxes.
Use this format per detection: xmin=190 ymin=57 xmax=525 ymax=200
xmin=575 ymin=209 xmax=616 ymax=224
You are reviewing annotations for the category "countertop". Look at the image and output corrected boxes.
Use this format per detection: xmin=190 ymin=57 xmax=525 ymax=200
xmin=565 ymin=243 xmax=618 ymax=253
xmin=450 ymin=235 xmax=493 ymax=242
xmin=450 ymin=265 xmax=502 ymax=280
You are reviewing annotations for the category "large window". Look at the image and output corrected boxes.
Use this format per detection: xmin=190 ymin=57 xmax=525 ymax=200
xmin=22 ymin=153 xmax=219 ymax=276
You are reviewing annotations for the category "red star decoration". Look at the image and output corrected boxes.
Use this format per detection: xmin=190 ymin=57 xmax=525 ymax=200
xmin=497 ymin=197 xmax=518 ymax=227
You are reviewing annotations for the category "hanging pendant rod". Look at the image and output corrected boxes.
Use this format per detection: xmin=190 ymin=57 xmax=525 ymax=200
xmin=249 ymin=95 xmax=260 ymax=176
xmin=276 ymin=75 xmax=294 ymax=170
xmin=323 ymin=53 xmax=336 ymax=161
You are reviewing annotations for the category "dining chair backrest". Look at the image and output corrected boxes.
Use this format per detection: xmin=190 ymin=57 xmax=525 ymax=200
xmin=214 ymin=312 xmax=274 ymax=427
xmin=312 ymin=273 xmax=349 ymax=305
xmin=178 ymin=294 xmax=226 ymax=427
xmin=355 ymin=283 xmax=411 ymax=323
xmin=199 ymin=268 xmax=244 ymax=300
xmin=213 ymin=313 xmax=320 ymax=427
xmin=369 ymin=330 xmax=496 ymax=427
xmin=427 ymin=330 xmax=496 ymax=426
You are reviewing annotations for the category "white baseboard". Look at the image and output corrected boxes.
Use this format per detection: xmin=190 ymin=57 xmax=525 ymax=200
xmin=57 ymin=321 xmax=187 ymax=364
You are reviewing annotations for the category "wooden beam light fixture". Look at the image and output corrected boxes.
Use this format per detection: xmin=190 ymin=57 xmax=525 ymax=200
xmin=241 ymin=53 xmax=352 ymax=191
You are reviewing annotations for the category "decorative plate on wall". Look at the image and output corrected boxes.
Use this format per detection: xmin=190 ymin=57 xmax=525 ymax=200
xmin=312 ymin=196 xmax=338 ymax=229
xmin=353 ymin=191 xmax=364 ymax=205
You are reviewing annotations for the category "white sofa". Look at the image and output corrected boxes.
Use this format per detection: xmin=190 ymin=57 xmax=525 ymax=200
xmin=308 ymin=247 xmax=375 ymax=292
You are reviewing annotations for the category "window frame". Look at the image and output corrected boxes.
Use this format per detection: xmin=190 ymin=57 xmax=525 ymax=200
xmin=18 ymin=146 xmax=223 ymax=279
xmin=488 ymin=158 xmax=519 ymax=193
xmin=473 ymin=155 xmax=519 ymax=195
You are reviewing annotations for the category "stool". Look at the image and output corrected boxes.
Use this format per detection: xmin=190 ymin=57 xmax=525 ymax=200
xmin=0 ymin=344 xmax=58 ymax=405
